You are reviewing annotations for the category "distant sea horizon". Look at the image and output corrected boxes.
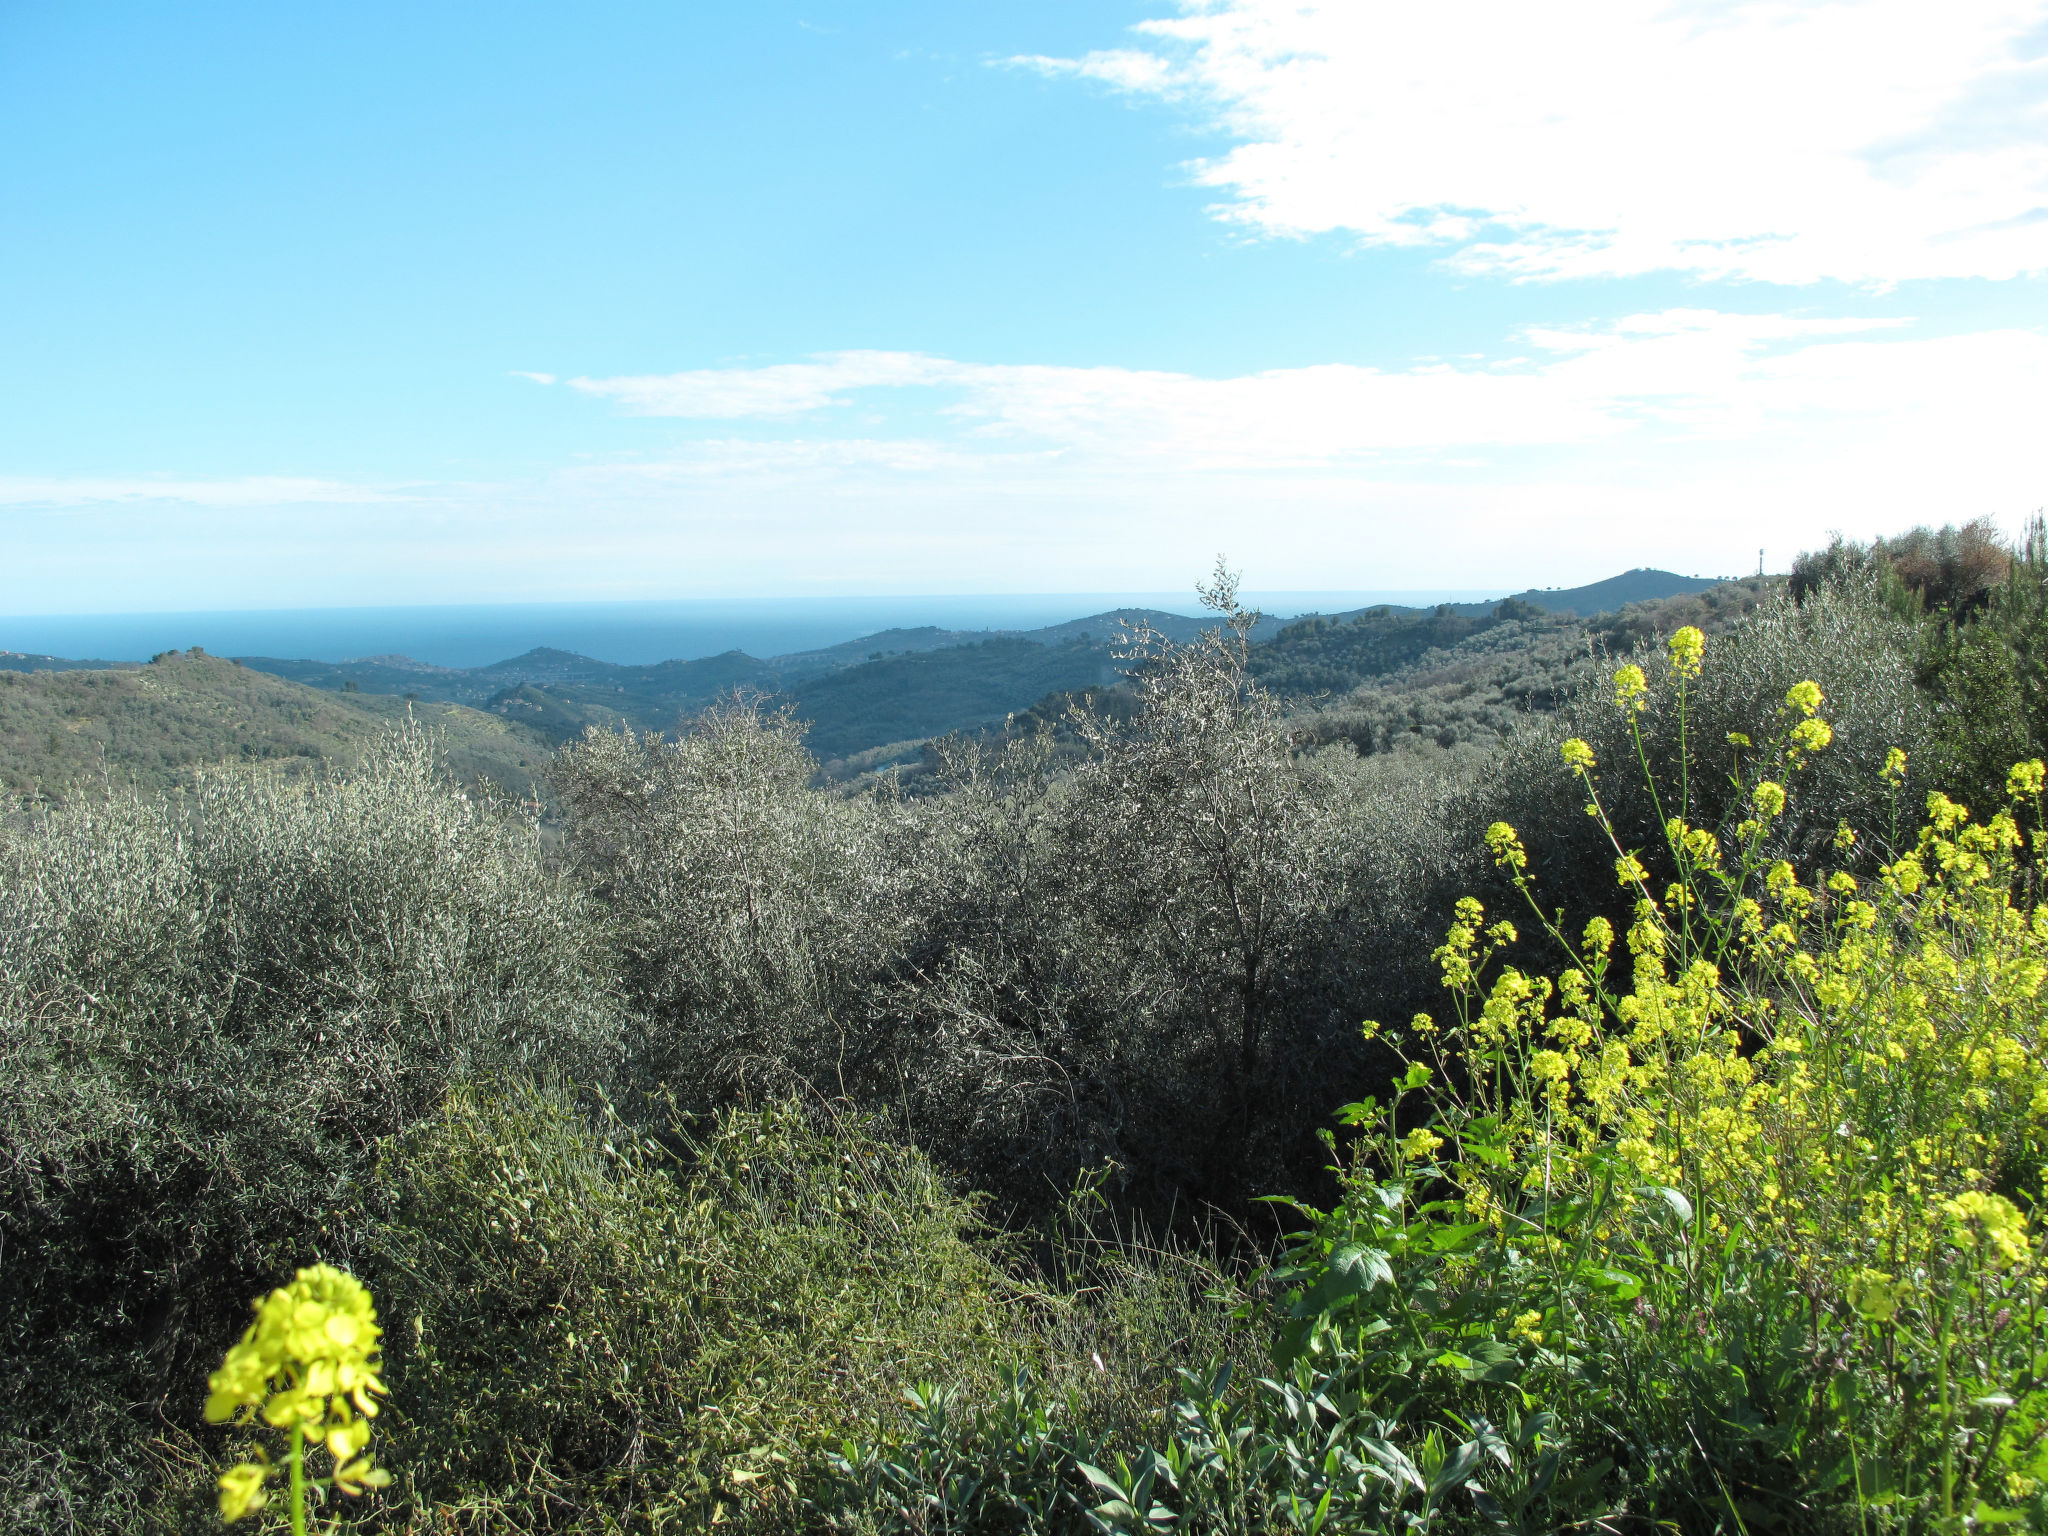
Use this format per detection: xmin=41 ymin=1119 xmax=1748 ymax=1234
xmin=0 ymin=591 xmax=1510 ymax=670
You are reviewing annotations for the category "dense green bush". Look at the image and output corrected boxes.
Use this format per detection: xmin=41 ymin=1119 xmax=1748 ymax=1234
xmin=550 ymin=698 xmax=915 ymax=1105
xmin=0 ymin=729 xmax=619 ymax=1532
xmin=1789 ymin=517 xmax=2048 ymax=812
xmin=363 ymin=1086 xmax=1038 ymax=1529
xmin=548 ymin=579 xmax=1398 ymax=1215
xmin=1434 ymin=581 xmax=1931 ymax=960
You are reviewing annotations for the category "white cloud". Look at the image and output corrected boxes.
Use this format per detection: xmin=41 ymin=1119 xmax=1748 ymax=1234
xmin=572 ymin=352 xmax=964 ymax=417
xmin=510 ymin=370 xmax=557 ymax=385
xmin=569 ymin=313 xmax=2011 ymax=469
xmin=0 ymin=475 xmax=398 ymax=507
xmin=1018 ymin=0 xmax=2048 ymax=285
xmin=10 ymin=318 xmax=2044 ymax=609
xmin=1008 ymin=49 xmax=1182 ymax=94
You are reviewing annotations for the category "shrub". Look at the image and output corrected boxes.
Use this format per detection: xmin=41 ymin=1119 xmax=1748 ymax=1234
xmin=1439 ymin=581 xmax=1930 ymax=962
xmin=0 ymin=728 xmax=618 ymax=1533
xmin=361 ymin=1085 xmax=1036 ymax=1530
xmin=550 ymin=585 xmax=1384 ymax=1218
xmin=549 ymin=700 xmax=917 ymax=1102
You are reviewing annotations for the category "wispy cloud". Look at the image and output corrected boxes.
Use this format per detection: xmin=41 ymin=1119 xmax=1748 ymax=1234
xmin=571 ymin=353 xmax=965 ymax=417
xmin=11 ymin=316 xmax=2043 ymax=609
xmin=1007 ymin=50 xmax=1181 ymax=95
xmin=1014 ymin=0 xmax=2048 ymax=285
xmin=509 ymin=371 xmax=557 ymax=385
xmin=567 ymin=313 xmax=1992 ymax=468
xmin=0 ymin=475 xmax=400 ymax=507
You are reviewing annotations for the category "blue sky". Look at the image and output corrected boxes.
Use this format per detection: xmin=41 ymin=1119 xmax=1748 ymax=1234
xmin=5 ymin=0 xmax=2047 ymax=613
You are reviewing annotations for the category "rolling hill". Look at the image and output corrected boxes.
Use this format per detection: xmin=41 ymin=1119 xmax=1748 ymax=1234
xmin=2 ymin=570 xmax=1750 ymax=794
xmin=0 ymin=649 xmax=556 ymax=804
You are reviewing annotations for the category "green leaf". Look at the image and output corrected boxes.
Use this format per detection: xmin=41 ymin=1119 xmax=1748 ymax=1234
xmin=1076 ymin=1463 xmax=1128 ymax=1501
xmin=1646 ymin=1185 xmax=1694 ymax=1224
xmin=1291 ymin=1244 xmax=1395 ymax=1318
xmin=1334 ymin=1097 xmax=1380 ymax=1127
xmin=1972 ymin=1502 xmax=2027 ymax=1526
xmin=1429 ymin=1439 xmax=1485 ymax=1499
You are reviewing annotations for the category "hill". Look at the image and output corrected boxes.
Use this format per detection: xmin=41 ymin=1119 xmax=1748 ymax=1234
xmin=25 ymin=573 xmax=1743 ymax=777
xmin=793 ymin=633 xmax=1123 ymax=761
xmin=234 ymin=607 xmax=1227 ymax=751
xmin=0 ymin=649 xmax=557 ymax=803
xmin=1289 ymin=576 xmax=1778 ymax=765
xmin=0 ymin=649 xmax=126 ymax=673
xmin=1450 ymin=566 xmax=1723 ymax=617
xmin=926 ymin=577 xmax=1780 ymax=795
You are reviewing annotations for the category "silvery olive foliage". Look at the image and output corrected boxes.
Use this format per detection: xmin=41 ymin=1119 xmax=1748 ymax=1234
xmin=0 ymin=726 xmax=618 ymax=1532
xmin=548 ymin=570 xmax=1420 ymax=1210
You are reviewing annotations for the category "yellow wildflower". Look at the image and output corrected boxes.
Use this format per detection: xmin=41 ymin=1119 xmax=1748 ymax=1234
xmin=1613 ymin=664 xmax=1648 ymax=713
xmin=1847 ymin=1269 xmax=1902 ymax=1323
xmin=1400 ymin=1127 xmax=1445 ymax=1162
xmin=1785 ymin=679 xmax=1824 ymax=717
xmin=1944 ymin=1191 xmax=2030 ymax=1269
xmin=1788 ymin=717 xmax=1833 ymax=754
xmin=217 ymin=1461 xmax=269 ymax=1524
xmin=206 ymin=1264 xmax=391 ymax=1522
xmin=1484 ymin=821 xmax=1527 ymax=873
xmin=1561 ymin=737 xmax=1595 ymax=771
xmin=1667 ymin=626 xmax=1705 ymax=680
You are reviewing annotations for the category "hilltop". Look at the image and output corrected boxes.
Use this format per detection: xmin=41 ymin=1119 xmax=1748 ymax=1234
xmin=0 ymin=649 xmax=556 ymax=804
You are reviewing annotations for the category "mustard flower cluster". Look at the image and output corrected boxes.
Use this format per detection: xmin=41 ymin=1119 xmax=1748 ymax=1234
xmin=1667 ymin=625 xmax=1705 ymax=681
xmin=205 ymin=1264 xmax=391 ymax=1522
xmin=1613 ymin=664 xmax=1648 ymax=713
xmin=1321 ymin=627 xmax=2048 ymax=1523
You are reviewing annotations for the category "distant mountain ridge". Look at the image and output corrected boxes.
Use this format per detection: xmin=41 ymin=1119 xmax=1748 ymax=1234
xmin=5 ymin=570 xmax=1743 ymax=779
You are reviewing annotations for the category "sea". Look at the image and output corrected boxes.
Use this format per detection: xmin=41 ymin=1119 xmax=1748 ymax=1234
xmin=0 ymin=591 xmax=1505 ymax=669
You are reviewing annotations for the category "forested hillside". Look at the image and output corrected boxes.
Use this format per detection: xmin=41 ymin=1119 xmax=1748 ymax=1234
xmin=5 ymin=574 xmax=1733 ymax=787
xmin=14 ymin=534 xmax=2048 ymax=1533
xmin=0 ymin=649 xmax=554 ymax=802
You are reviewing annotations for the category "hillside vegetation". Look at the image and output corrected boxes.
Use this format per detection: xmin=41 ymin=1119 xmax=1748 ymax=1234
xmin=222 ymin=570 xmax=1720 ymax=758
xmin=0 ymin=649 xmax=554 ymax=803
xmin=18 ymin=538 xmax=2048 ymax=1533
xmin=3 ymin=572 xmax=1735 ymax=795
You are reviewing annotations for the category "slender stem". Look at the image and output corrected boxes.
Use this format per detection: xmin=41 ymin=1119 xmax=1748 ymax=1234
xmin=289 ymin=1423 xmax=307 ymax=1536
xmin=1938 ymin=1284 xmax=1956 ymax=1525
